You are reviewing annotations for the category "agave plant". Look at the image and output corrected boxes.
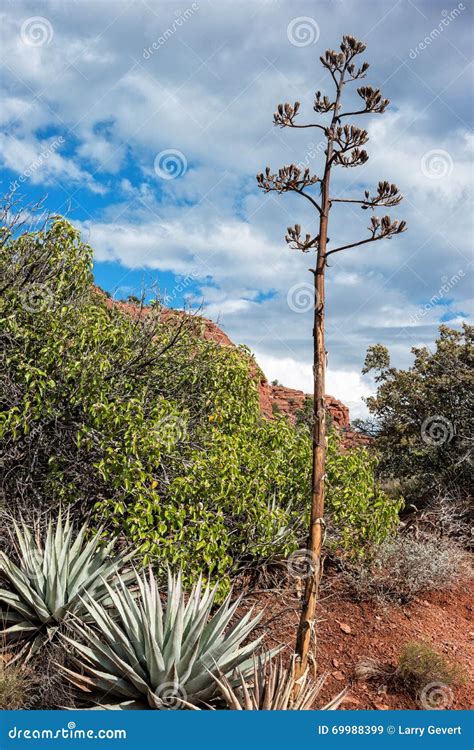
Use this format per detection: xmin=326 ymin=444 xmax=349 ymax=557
xmin=212 ymin=656 xmax=347 ymax=710
xmin=0 ymin=514 xmax=132 ymax=654
xmin=61 ymin=569 xmax=271 ymax=709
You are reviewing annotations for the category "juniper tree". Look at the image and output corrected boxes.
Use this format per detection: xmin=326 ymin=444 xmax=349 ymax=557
xmin=257 ymin=34 xmax=407 ymax=680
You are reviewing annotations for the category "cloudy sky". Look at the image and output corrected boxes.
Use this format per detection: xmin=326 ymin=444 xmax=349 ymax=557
xmin=1 ymin=0 xmax=472 ymax=416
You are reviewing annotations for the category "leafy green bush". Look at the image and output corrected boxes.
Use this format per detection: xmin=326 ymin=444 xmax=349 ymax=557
xmin=362 ymin=325 xmax=473 ymax=500
xmin=325 ymin=434 xmax=403 ymax=557
xmin=1 ymin=214 xmax=402 ymax=593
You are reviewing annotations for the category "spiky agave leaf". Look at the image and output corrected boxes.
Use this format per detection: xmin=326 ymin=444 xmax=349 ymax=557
xmin=61 ymin=568 xmax=271 ymax=708
xmin=212 ymin=655 xmax=347 ymax=710
xmin=0 ymin=513 xmax=133 ymax=650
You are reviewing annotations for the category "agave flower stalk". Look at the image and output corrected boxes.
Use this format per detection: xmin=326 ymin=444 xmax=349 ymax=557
xmin=0 ymin=514 xmax=132 ymax=654
xmin=61 ymin=569 xmax=272 ymax=709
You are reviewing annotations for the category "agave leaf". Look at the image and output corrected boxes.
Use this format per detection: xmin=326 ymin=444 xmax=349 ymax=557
xmin=0 ymin=588 xmax=37 ymax=621
xmin=0 ymin=555 xmax=51 ymax=621
xmin=1 ymin=620 xmax=41 ymax=636
xmin=93 ymin=701 xmax=148 ymax=710
xmin=60 ymin=662 xmax=141 ymax=699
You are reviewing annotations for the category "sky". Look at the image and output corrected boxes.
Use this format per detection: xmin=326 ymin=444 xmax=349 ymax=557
xmin=1 ymin=0 xmax=473 ymax=417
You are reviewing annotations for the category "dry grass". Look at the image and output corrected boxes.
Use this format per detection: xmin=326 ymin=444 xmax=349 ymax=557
xmin=343 ymin=534 xmax=470 ymax=603
xmin=0 ymin=657 xmax=34 ymax=709
xmin=355 ymin=642 xmax=466 ymax=709
xmin=396 ymin=641 xmax=466 ymax=692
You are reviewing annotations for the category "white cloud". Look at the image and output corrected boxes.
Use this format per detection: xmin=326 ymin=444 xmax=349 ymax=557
xmin=0 ymin=0 xmax=472 ymax=406
xmin=254 ymin=350 xmax=373 ymax=419
xmin=0 ymin=132 xmax=106 ymax=193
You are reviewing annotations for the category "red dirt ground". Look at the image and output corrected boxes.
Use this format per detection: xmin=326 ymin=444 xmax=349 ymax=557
xmin=241 ymin=575 xmax=473 ymax=710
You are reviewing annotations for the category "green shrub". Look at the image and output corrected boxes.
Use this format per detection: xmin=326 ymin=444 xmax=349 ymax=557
xmin=396 ymin=641 xmax=465 ymax=693
xmin=1 ymin=214 xmax=402 ymax=593
xmin=325 ymin=434 xmax=403 ymax=557
xmin=362 ymin=325 xmax=473 ymax=501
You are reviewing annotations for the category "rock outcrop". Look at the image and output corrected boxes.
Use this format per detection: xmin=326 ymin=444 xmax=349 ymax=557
xmin=101 ymin=292 xmax=370 ymax=447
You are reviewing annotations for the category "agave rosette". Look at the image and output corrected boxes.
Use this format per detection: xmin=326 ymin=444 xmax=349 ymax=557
xmin=0 ymin=514 xmax=132 ymax=652
xmin=61 ymin=569 xmax=271 ymax=709
xmin=212 ymin=655 xmax=347 ymax=710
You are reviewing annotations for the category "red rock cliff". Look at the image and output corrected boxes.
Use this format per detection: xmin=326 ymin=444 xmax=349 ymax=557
xmin=101 ymin=293 xmax=367 ymax=444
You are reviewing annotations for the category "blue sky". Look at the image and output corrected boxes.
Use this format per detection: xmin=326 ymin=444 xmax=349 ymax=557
xmin=1 ymin=0 xmax=472 ymax=416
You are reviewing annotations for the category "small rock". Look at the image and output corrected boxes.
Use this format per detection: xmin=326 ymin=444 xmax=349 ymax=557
xmin=340 ymin=623 xmax=352 ymax=634
xmin=332 ymin=658 xmax=340 ymax=668
xmin=342 ymin=695 xmax=361 ymax=705
xmin=373 ymin=702 xmax=390 ymax=710
xmin=332 ymin=670 xmax=345 ymax=681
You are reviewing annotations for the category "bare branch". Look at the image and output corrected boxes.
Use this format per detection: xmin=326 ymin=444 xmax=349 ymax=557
xmin=339 ymin=85 xmax=390 ymax=119
xmin=331 ymin=181 xmax=403 ymax=209
xmin=326 ymin=215 xmax=407 ymax=256
xmin=273 ymin=100 xmax=326 ymax=132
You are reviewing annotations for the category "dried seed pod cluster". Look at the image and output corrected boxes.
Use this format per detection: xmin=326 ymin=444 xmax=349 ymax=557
xmin=285 ymin=224 xmax=319 ymax=252
xmin=357 ymin=86 xmax=390 ymax=114
xmin=273 ymin=101 xmax=301 ymax=128
xmin=362 ymin=182 xmax=403 ymax=209
xmin=256 ymin=164 xmax=320 ymax=193
xmin=369 ymin=215 xmax=407 ymax=239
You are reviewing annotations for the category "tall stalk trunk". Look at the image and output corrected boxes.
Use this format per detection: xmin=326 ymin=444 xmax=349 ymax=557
xmin=293 ymin=247 xmax=326 ymax=682
xmin=293 ymin=76 xmax=343 ymax=682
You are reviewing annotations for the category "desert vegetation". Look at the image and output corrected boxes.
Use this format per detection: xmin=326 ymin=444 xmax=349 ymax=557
xmin=0 ymin=33 xmax=471 ymax=711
